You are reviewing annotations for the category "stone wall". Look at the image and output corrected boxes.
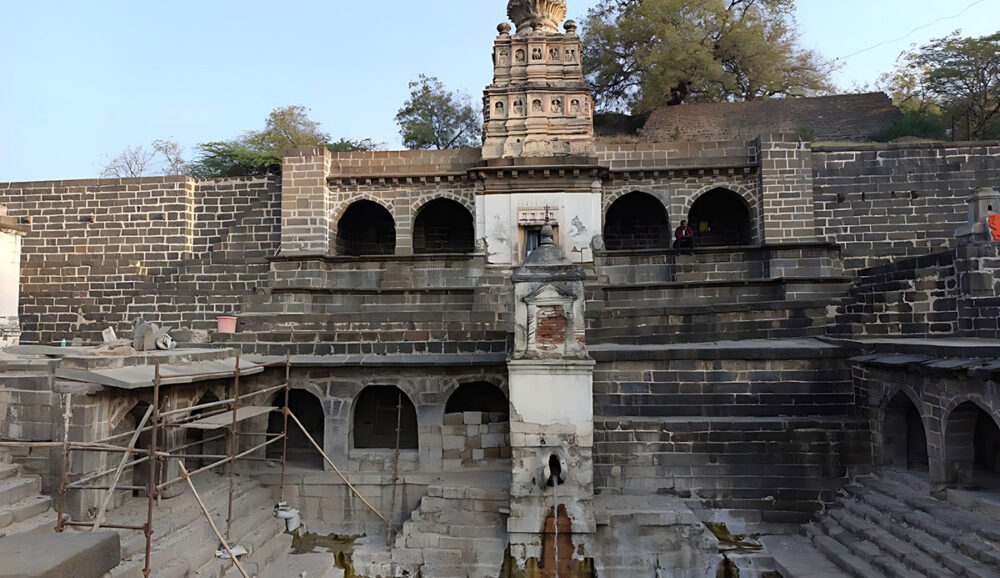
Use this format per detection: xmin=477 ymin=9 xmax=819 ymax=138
xmin=641 ymin=93 xmax=901 ymax=143
xmin=0 ymin=176 xmax=280 ymax=343
xmin=591 ymin=351 xmax=870 ymax=531
xmin=812 ymin=141 xmax=1000 ymax=272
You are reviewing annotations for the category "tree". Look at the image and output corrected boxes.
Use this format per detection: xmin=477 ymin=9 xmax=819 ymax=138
xmin=101 ymin=140 xmax=187 ymax=178
xmin=395 ymin=75 xmax=482 ymax=150
xmin=581 ymin=0 xmax=832 ymax=112
xmin=909 ymin=31 xmax=1000 ymax=140
xmin=187 ymin=106 xmax=377 ymax=179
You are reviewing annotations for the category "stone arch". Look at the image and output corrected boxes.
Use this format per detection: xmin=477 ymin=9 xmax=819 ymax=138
xmin=602 ymin=188 xmax=670 ymax=215
xmin=413 ymin=198 xmax=475 ymax=254
xmin=603 ymin=191 xmax=671 ymax=251
xmin=410 ymin=192 xmax=475 ymax=218
xmin=440 ymin=375 xmax=508 ymax=404
xmin=882 ymin=389 xmax=929 ymax=471
xmin=268 ymin=388 xmax=326 ymax=468
xmin=335 ymin=199 xmax=396 ymax=256
xmin=686 ymin=187 xmax=756 ymax=247
xmin=944 ymin=400 xmax=1000 ymax=488
xmin=114 ymin=402 xmax=154 ymax=495
xmin=352 ymin=386 xmax=418 ymax=450
xmin=445 ymin=382 xmax=510 ymax=418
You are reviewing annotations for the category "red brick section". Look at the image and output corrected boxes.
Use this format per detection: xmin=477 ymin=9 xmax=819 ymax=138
xmin=536 ymin=306 xmax=567 ymax=347
xmin=641 ymin=93 xmax=901 ymax=143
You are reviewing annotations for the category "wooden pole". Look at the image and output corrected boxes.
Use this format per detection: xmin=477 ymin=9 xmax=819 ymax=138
xmin=226 ymin=352 xmax=241 ymax=540
xmin=178 ymin=461 xmax=250 ymax=578
xmin=387 ymin=392 xmax=403 ymax=546
xmin=280 ymin=355 xmax=290 ymax=502
xmin=143 ymin=361 xmax=162 ymax=578
xmin=287 ymin=410 xmax=390 ymax=528
xmin=55 ymin=393 xmax=72 ymax=532
xmin=92 ymin=405 xmax=154 ymax=530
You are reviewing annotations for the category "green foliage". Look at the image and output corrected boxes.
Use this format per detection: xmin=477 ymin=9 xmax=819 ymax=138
xmin=879 ymin=31 xmax=1000 ymax=140
xmin=581 ymin=0 xmax=832 ymax=113
xmin=395 ymin=75 xmax=482 ymax=150
xmin=186 ymin=106 xmax=377 ymax=179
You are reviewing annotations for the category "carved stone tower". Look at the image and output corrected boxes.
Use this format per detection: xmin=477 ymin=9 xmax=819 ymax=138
xmin=483 ymin=0 xmax=596 ymax=159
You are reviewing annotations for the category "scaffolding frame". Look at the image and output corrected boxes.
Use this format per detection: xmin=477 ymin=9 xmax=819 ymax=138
xmin=0 ymin=352 xmax=392 ymax=578
xmin=54 ymin=354 xmax=293 ymax=578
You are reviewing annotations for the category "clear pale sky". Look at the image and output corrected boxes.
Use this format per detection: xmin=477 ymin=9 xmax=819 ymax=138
xmin=1 ymin=0 xmax=997 ymax=182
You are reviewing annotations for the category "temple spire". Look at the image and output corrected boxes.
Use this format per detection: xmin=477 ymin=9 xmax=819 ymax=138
xmin=507 ymin=0 xmax=567 ymax=34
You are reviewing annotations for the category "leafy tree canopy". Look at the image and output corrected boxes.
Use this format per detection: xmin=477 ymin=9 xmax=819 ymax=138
xmin=395 ymin=75 xmax=482 ymax=150
xmin=185 ymin=106 xmax=377 ymax=179
xmin=581 ymin=0 xmax=833 ymax=113
xmin=876 ymin=30 xmax=1000 ymax=141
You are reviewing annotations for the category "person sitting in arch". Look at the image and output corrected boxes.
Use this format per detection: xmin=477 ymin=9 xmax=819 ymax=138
xmin=674 ymin=220 xmax=694 ymax=249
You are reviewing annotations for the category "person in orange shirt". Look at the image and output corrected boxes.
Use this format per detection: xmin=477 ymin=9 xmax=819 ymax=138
xmin=989 ymin=214 xmax=1000 ymax=241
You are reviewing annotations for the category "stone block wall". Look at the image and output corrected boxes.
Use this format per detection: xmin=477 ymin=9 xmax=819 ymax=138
xmin=591 ymin=354 xmax=870 ymax=529
xmin=759 ymin=136 xmax=816 ymax=242
xmin=813 ymin=141 xmax=1000 ymax=272
xmin=441 ymin=411 xmax=511 ymax=469
xmin=0 ymin=176 xmax=279 ymax=343
xmin=640 ymin=93 xmax=901 ymax=143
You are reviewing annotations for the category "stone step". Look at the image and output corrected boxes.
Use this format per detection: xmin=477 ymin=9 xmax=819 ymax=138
xmin=808 ymin=529 xmax=884 ymax=578
xmin=0 ymin=462 xmax=20 ymax=481
xmin=0 ymin=494 xmax=53 ymax=531
xmin=759 ymin=534 xmax=849 ymax=578
xmin=0 ymin=475 xmax=41 ymax=507
xmin=259 ymin=551 xmax=342 ymax=578
xmin=851 ymin=477 xmax=1000 ymax=570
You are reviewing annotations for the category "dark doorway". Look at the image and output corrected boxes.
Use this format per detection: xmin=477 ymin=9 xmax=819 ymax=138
xmin=115 ymin=403 xmax=155 ymax=496
xmin=883 ymin=392 xmax=928 ymax=471
xmin=688 ymin=188 xmax=753 ymax=247
xmin=268 ymin=389 xmax=325 ymax=468
xmin=336 ymin=200 xmax=396 ymax=256
xmin=413 ymin=199 xmax=474 ymax=254
xmin=185 ymin=393 xmax=222 ymax=470
xmin=353 ymin=386 xmax=418 ymax=450
xmin=603 ymin=192 xmax=671 ymax=251
xmin=945 ymin=402 xmax=1000 ymax=488
xmin=445 ymin=382 xmax=509 ymax=419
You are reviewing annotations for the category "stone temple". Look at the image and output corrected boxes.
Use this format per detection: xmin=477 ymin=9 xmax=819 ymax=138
xmin=1 ymin=1 xmax=999 ymax=577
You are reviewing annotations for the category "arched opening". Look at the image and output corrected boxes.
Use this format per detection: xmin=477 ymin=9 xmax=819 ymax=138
xmin=444 ymin=382 xmax=510 ymax=465
xmin=945 ymin=402 xmax=1000 ymax=488
xmin=882 ymin=392 xmax=928 ymax=471
xmin=113 ymin=403 xmax=155 ymax=496
xmin=185 ymin=392 xmax=223 ymax=470
xmin=688 ymin=188 xmax=753 ymax=247
xmin=603 ymin=192 xmax=671 ymax=251
xmin=336 ymin=200 xmax=396 ymax=256
xmin=445 ymin=382 xmax=509 ymax=418
xmin=353 ymin=386 xmax=418 ymax=450
xmin=268 ymin=390 xmax=325 ymax=468
xmin=413 ymin=199 xmax=474 ymax=254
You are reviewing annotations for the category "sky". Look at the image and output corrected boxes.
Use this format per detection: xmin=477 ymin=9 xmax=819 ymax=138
xmin=1 ymin=0 xmax=998 ymax=183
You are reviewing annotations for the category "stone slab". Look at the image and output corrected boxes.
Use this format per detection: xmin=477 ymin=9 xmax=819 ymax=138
xmin=0 ymin=531 xmax=120 ymax=578
xmin=759 ymin=534 xmax=849 ymax=578
xmin=54 ymin=358 xmax=264 ymax=390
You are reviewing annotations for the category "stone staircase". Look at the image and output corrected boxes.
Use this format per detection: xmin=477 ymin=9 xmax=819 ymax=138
xmin=0 ymin=449 xmax=56 ymax=537
xmin=352 ymin=472 xmax=510 ymax=578
xmin=107 ymin=473 xmax=291 ymax=578
xmin=802 ymin=470 xmax=1000 ymax=578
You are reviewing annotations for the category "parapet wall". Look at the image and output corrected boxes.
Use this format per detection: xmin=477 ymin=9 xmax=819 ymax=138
xmin=813 ymin=141 xmax=1000 ymax=272
xmin=0 ymin=176 xmax=280 ymax=343
xmin=641 ymin=93 xmax=901 ymax=143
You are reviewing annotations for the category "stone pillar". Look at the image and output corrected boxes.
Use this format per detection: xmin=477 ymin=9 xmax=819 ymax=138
xmin=280 ymin=147 xmax=332 ymax=256
xmin=0 ymin=207 xmax=26 ymax=347
xmin=506 ymin=223 xmax=596 ymax=572
xmin=757 ymin=135 xmax=817 ymax=244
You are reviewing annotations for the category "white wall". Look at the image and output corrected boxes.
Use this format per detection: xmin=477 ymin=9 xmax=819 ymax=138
xmin=0 ymin=229 xmax=22 ymax=347
xmin=477 ymin=191 xmax=602 ymax=266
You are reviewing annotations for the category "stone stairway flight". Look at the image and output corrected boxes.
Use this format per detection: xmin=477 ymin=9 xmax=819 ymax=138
xmin=352 ymin=472 xmax=510 ymax=578
xmin=801 ymin=470 xmax=1000 ymax=578
xmin=0 ymin=449 xmax=57 ymax=537
xmin=107 ymin=472 xmax=291 ymax=578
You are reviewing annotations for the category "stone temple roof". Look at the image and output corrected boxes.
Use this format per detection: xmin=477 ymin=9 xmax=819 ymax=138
xmin=507 ymin=0 xmax=567 ymax=34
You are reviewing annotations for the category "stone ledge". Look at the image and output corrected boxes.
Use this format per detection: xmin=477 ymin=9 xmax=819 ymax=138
xmin=589 ymin=338 xmax=845 ymax=361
